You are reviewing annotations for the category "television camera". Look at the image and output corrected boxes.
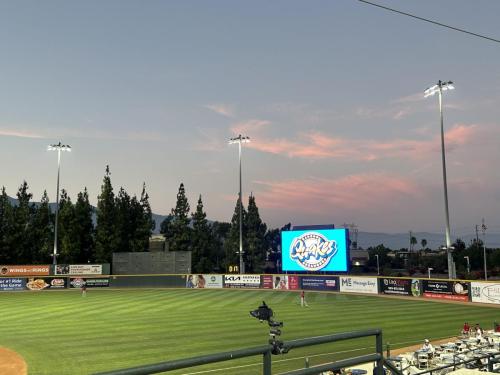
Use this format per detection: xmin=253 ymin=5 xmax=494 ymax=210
xmin=250 ymin=301 xmax=289 ymax=355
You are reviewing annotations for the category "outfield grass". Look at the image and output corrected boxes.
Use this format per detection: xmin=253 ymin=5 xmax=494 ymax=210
xmin=0 ymin=288 xmax=499 ymax=375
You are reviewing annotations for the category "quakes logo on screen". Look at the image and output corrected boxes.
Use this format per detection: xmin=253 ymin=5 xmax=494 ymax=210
xmin=290 ymin=232 xmax=337 ymax=271
xmin=281 ymin=228 xmax=348 ymax=272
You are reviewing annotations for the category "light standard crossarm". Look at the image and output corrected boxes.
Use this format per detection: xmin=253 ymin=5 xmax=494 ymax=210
xmin=228 ymin=135 xmax=250 ymax=274
xmin=424 ymin=80 xmax=456 ymax=279
xmin=47 ymin=142 xmax=71 ymax=266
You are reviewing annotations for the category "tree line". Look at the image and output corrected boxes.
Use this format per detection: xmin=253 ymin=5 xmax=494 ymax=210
xmin=0 ymin=166 xmax=283 ymax=273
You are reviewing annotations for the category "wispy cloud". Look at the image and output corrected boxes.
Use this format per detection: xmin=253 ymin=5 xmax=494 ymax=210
xmin=254 ymin=173 xmax=421 ymax=214
xmin=0 ymin=127 xmax=45 ymax=139
xmin=230 ymin=119 xmax=271 ymax=136
xmin=246 ymin=124 xmax=483 ymax=161
xmin=203 ymin=104 xmax=234 ymax=118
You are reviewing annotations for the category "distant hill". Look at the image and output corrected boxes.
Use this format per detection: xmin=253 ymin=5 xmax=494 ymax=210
xmin=5 ymin=196 xmax=500 ymax=249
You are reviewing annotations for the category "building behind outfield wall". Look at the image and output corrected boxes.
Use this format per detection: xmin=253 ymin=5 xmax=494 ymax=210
xmin=112 ymin=236 xmax=192 ymax=274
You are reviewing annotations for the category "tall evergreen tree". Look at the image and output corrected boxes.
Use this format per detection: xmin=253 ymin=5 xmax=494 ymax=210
xmin=166 ymin=183 xmax=191 ymax=252
xmin=0 ymin=187 xmax=14 ymax=263
xmin=130 ymin=183 xmax=155 ymax=252
xmin=31 ymin=190 xmax=53 ymax=264
xmin=115 ymin=187 xmax=133 ymax=253
xmin=73 ymin=188 xmax=95 ymax=262
xmin=57 ymin=189 xmax=79 ymax=263
xmin=224 ymin=197 xmax=247 ymax=271
xmin=211 ymin=221 xmax=231 ymax=272
xmin=95 ymin=166 xmax=118 ymax=263
xmin=245 ymin=194 xmax=267 ymax=273
xmin=11 ymin=181 xmax=34 ymax=263
xmin=191 ymin=195 xmax=215 ymax=272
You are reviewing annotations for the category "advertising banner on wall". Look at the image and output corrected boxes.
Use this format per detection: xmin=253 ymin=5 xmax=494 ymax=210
xmin=69 ymin=278 xmax=110 ymax=288
xmin=340 ymin=276 xmax=378 ymax=294
xmin=0 ymin=265 xmax=50 ymax=276
xmin=422 ymin=280 xmax=469 ymax=301
xmin=271 ymin=275 xmax=300 ymax=290
xmin=186 ymin=274 xmax=223 ymax=288
xmin=471 ymin=282 xmax=500 ymax=305
xmin=55 ymin=264 xmax=103 ymax=275
xmin=0 ymin=278 xmax=26 ymax=291
xmin=281 ymin=229 xmax=349 ymax=272
xmin=379 ymin=278 xmax=421 ymax=297
xmin=25 ymin=277 xmax=67 ymax=290
xmin=262 ymin=275 xmax=273 ymax=289
xmin=223 ymin=274 xmax=261 ymax=288
xmin=301 ymin=276 xmax=339 ymax=291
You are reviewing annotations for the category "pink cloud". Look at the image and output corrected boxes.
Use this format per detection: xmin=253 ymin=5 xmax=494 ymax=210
xmin=0 ymin=128 xmax=44 ymax=139
xmin=245 ymin=124 xmax=482 ymax=162
xmin=230 ymin=119 xmax=271 ymax=136
xmin=203 ymin=104 xmax=234 ymax=117
xmin=254 ymin=173 xmax=421 ymax=214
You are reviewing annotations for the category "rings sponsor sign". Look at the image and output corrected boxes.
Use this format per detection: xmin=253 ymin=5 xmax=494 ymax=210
xmin=340 ymin=276 xmax=378 ymax=294
xmin=471 ymin=282 xmax=500 ymax=304
xmin=186 ymin=274 xmax=222 ymax=288
xmin=0 ymin=278 xmax=26 ymax=291
xmin=223 ymin=274 xmax=261 ymax=288
xmin=0 ymin=265 xmax=50 ymax=276
xmin=301 ymin=276 xmax=339 ymax=291
xmin=422 ymin=280 xmax=469 ymax=302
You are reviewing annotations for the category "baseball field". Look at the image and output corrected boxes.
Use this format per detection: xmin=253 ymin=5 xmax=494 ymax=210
xmin=1 ymin=288 xmax=499 ymax=375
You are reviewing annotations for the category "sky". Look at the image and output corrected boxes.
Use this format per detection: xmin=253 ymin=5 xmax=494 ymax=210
xmin=1 ymin=0 xmax=499 ymax=235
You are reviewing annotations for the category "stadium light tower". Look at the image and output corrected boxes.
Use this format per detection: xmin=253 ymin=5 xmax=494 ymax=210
xmin=48 ymin=142 xmax=71 ymax=266
xmin=228 ymin=135 xmax=250 ymax=274
xmin=424 ymin=80 xmax=456 ymax=279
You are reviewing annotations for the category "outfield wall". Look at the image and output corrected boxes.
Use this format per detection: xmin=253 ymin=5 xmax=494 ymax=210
xmin=1 ymin=272 xmax=499 ymax=305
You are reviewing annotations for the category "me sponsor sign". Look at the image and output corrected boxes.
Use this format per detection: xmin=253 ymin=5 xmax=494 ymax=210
xmin=340 ymin=276 xmax=378 ymax=294
xmin=223 ymin=274 xmax=261 ymax=288
xmin=301 ymin=276 xmax=339 ymax=291
xmin=379 ymin=278 xmax=421 ymax=297
xmin=0 ymin=278 xmax=26 ymax=291
xmin=69 ymin=278 xmax=110 ymax=288
xmin=422 ymin=280 xmax=469 ymax=302
xmin=0 ymin=265 xmax=50 ymax=276
xmin=186 ymin=274 xmax=223 ymax=289
xmin=471 ymin=282 xmax=500 ymax=305
xmin=55 ymin=264 xmax=103 ymax=275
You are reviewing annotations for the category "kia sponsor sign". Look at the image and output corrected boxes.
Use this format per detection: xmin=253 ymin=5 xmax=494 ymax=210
xmin=0 ymin=278 xmax=26 ymax=291
xmin=55 ymin=264 xmax=103 ymax=275
xmin=301 ymin=276 xmax=339 ymax=291
xmin=223 ymin=274 xmax=261 ymax=288
xmin=340 ymin=276 xmax=378 ymax=294
xmin=379 ymin=278 xmax=421 ymax=297
xmin=422 ymin=280 xmax=469 ymax=302
xmin=186 ymin=274 xmax=223 ymax=288
xmin=471 ymin=282 xmax=500 ymax=305
xmin=0 ymin=265 xmax=50 ymax=276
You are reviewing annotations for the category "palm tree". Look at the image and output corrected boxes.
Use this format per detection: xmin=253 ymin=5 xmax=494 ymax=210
xmin=421 ymin=238 xmax=427 ymax=251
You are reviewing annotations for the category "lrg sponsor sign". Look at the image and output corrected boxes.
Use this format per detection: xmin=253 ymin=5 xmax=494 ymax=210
xmin=379 ymin=278 xmax=419 ymax=297
xmin=223 ymin=274 xmax=261 ymax=288
xmin=0 ymin=265 xmax=50 ymax=276
xmin=422 ymin=280 xmax=469 ymax=302
xmin=340 ymin=276 xmax=378 ymax=294
xmin=471 ymin=282 xmax=500 ymax=305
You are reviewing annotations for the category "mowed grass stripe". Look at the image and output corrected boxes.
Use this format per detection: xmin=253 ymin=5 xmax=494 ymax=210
xmin=0 ymin=289 xmax=499 ymax=375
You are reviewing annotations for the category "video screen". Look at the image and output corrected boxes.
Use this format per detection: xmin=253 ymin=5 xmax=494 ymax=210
xmin=281 ymin=229 xmax=349 ymax=272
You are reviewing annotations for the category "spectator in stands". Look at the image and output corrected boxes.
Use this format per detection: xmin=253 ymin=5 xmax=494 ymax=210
xmin=474 ymin=324 xmax=483 ymax=338
xmin=422 ymin=339 xmax=435 ymax=355
xmin=462 ymin=322 xmax=470 ymax=335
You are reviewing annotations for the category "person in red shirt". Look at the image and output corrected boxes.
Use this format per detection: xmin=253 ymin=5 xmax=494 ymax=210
xmin=462 ymin=322 xmax=470 ymax=336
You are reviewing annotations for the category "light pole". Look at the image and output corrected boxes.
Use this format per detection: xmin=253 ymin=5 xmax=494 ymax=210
xmin=424 ymin=80 xmax=456 ymax=279
xmin=375 ymin=254 xmax=380 ymax=275
xmin=228 ymin=135 xmax=250 ymax=274
xmin=482 ymin=219 xmax=487 ymax=280
xmin=48 ymin=142 xmax=71 ymax=266
xmin=428 ymin=267 xmax=433 ymax=279
xmin=464 ymin=256 xmax=470 ymax=275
